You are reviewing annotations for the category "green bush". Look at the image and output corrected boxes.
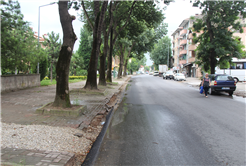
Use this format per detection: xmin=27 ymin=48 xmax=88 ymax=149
xmin=76 ymin=69 xmax=88 ymax=76
xmin=69 ymin=76 xmax=87 ymax=80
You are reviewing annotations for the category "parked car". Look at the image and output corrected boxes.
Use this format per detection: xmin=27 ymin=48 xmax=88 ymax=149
xmin=153 ymin=71 xmax=159 ymax=76
xmin=163 ymin=71 xmax=174 ymax=79
xmin=200 ymin=74 xmax=236 ymax=96
xmin=149 ymin=72 xmax=153 ymax=75
xmin=174 ymin=73 xmax=186 ymax=81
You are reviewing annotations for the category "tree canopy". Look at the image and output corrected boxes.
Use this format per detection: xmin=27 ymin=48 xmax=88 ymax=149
xmin=150 ymin=36 xmax=171 ymax=69
xmin=1 ymin=0 xmax=45 ymax=74
xmin=191 ymin=0 xmax=246 ymax=73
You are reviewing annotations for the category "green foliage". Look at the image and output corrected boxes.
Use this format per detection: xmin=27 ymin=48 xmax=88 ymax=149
xmin=69 ymin=76 xmax=87 ymax=80
xmin=1 ymin=0 xmax=45 ymax=74
xmin=77 ymin=25 xmax=92 ymax=70
xmin=144 ymin=66 xmax=150 ymax=71
xmin=39 ymin=57 xmax=48 ymax=81
xmin=191 ymin=0 xmax=246 ymax=73
xmin=150 ymin=36 xmax=171 ymax=67
xmin=40 ymin=78 xmax=84 ymax=86
xmin=128 ymin=58 xmax=139 ymax=72
xmin=128 ymin=57 xmax=146 ymax=72
xmin=70 ymin=51 xmax=85 ymax=76
xmin=42 ymin=31 xmax=61 ymax=79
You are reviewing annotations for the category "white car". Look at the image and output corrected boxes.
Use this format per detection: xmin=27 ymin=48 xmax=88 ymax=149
xmin=174 ymin=73 xmax=186 ymax=81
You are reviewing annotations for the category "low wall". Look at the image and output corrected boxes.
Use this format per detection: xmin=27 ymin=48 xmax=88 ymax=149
xmin=1 ymin=74 xmax=40 ymax=92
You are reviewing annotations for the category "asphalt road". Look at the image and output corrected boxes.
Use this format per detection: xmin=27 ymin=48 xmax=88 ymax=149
xmin=94 ymin=75 xmax=245 ymax=166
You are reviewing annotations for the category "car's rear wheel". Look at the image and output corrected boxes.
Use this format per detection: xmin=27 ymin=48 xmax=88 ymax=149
xmin=208 ymin=88 xmax=214 ymax=95
xmin=233 ymin=77 xmax=239 ymax=83
xmin=229 ymin=92 xmax=233 ymax=96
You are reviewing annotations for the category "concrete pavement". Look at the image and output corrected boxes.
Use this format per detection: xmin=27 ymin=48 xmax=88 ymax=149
xmin=1 ymin=76 xmax=131 ymax=166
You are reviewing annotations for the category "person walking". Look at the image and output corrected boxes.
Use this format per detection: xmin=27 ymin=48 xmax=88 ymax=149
xmin=202 ymin=73 xmax=211 ymax=97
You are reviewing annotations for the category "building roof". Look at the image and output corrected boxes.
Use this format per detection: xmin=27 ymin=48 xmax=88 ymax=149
xmin=171 ymin=27 xmax=183 ymax=36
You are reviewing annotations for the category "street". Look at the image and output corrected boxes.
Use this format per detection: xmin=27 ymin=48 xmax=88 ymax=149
xmin=94 ymin=75 xmax=245 ymax=165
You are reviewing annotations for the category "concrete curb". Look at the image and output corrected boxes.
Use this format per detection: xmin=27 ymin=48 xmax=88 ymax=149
xmin=81 ymin=76 xmax=131 ymax=166
xmin=81 ymin=106 xmax=114 ymax=166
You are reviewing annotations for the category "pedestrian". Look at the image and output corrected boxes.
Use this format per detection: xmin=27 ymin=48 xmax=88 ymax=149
xmin=202 ymin=73 xmax=211 ymax=98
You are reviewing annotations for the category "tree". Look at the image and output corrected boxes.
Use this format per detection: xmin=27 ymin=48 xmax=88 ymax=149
xmin=53 ymin=1 xmax=77 ymax=108
xmin=1 ymin=0 xmax=45 ymax=74
xmin=77 ymin=25 xmax=92 ymax=70
xmin=128 ymin=58 xmax=139 ymax=72
xmin=191 ymin=0 xmax=246 ymax=74
xmin=43 ymin=31 xmax=61 ymax=82
xmin=150 ymin=36 xmax=171 ymax=68
xmin=144 ymin=66 xmax=150 ymax=71
xmin=107 ymin=1 xmax=165 ymax=82
xmin=70 ymin=51 xmax=85 ymax=76
xmin=81 ymin=1 xmax=108 ymax=89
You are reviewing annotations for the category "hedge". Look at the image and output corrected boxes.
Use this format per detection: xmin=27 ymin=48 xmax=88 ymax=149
xmin=69 ymin=76 xmax=87 ymax=80
xmin=43 ymin=76 xmax=87 ymax=80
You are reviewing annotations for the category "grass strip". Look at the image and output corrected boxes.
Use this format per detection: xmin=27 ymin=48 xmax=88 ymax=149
xmin=40 ymin=79 xmax=83 ymax=86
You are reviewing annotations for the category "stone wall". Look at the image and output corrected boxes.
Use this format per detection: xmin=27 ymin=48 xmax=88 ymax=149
xmin=1 ymin=74 xmax=40 ymax=92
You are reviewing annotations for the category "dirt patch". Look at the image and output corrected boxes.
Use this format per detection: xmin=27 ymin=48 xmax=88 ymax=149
xmin=44 ymin=103 xmax=82 ymax=111
xmin=36 ymin=102 xmax=87 ymax=117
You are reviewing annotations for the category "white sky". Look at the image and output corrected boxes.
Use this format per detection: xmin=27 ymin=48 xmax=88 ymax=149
xmin=18 ymin=0 xmax=202 ymax=66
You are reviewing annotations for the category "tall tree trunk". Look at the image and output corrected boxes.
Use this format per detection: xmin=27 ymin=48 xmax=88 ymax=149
xmin=123 ymin=58 xmax=128 ymax=77
xmin=99 ymin=2 xmax=112 ymax=86
xmin=84 ymin=12 xmax=100 ymax=89
xmin=50 ymin=61 xmax=53 ymax=82
xmin=123 ymin=43 xmax=135 ymax=76
xmin=118 ymin=44 xmax=125 ymax=79
xmin=207 ymin=2 xmax=216 ymax=74
xmin=106 ymin=27 xmax=113 ymax=82
xmin=53 ymin=1 xmax=77 ymax=108
xmin=99 ymin=52 xmax=106 ymax=85
xmin=84 ymin=1 xmax=108 ymax=89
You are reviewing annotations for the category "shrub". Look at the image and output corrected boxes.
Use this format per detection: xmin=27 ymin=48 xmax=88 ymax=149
xmin=69 ymin=76 xmax=87 ymax=80
xmin=43 ymin=76 xmax=49 ymax=80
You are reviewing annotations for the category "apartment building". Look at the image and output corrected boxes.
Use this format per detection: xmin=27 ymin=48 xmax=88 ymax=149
xmin=171 ymin=14 xmax=202 ymax=78
xmin=172 ymin=14 xmax=246 ymax=78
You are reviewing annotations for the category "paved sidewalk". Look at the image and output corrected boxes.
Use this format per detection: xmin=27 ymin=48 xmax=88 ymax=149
xmin=1 ymin=76 xmax=131 ymax=166
xmin=1 ymin=148 xmax=75 ymax=166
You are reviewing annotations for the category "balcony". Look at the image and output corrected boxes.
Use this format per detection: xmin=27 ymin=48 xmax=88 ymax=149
xmin=188 ymin=57 xmax=196 ymax=63
xmin=180 ymin=29 xmax=187 ymax=36
xmin=180 ymin=39 xmax=187 ymax=46
xmin=179 ymin=60 xmax=186 ymax=64
xmin=187 ymin=33 xmax=193 ymax=39
xmin=188 ymin=44 xmax=196 ymax=51
xmin=180 ymin=49 xmax=187 ymax=55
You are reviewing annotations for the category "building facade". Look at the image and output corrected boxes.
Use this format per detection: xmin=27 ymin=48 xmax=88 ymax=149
xmin=171 ymin=14 xmax=202 ymax=78
xmin=172 ymin=14 xmax=246 ymax=78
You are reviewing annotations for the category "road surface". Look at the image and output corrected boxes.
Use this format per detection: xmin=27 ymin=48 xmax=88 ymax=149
xmin=94 ymin=75 xmax=245 ymax=165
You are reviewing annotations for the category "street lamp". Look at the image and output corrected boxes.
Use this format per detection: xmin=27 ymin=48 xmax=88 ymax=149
xmin=167 ymin=42 xmax=169 ymax=68
xmin=37 ymin=2 xmax=56 ymax=74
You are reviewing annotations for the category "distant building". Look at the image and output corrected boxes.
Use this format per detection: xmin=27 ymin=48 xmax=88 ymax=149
xmin=171 ymin=14 xmax=246 ymax=78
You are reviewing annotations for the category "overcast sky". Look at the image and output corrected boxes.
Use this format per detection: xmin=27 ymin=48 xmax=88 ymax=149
xmin=19 ymin=0 xmax=202 ymax=66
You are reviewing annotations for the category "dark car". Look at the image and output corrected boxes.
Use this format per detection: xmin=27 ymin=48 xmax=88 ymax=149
xmin=200 ymin=74 xmax=236 ymax=96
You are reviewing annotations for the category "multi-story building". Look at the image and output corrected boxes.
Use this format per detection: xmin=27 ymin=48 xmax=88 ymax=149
xmin=172 ymin=14 xmax=202 ymax=78
xmin=172 ymin=14 xmax=246 ymax=78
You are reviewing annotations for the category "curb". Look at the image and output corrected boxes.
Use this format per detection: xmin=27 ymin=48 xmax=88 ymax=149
xmin=81 ymin=106 xmax=114 ymax=166
xmin=81 ymin=76 xmax=131 ymax=166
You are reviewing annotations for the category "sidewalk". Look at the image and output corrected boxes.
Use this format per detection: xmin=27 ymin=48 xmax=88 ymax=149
xmin=183 ymin=77 xmax=246 ymax=97
xmin=1 ymin=76 xmax=131 ymax=166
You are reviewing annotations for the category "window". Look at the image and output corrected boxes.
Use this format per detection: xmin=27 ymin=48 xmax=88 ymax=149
xmin=216 ymin=75 xmax=234 ymax=81
xmin=243 ymin=62 xmax=246 ymax=69
xmin=236 ymin=63 xmax=243 ymax=69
